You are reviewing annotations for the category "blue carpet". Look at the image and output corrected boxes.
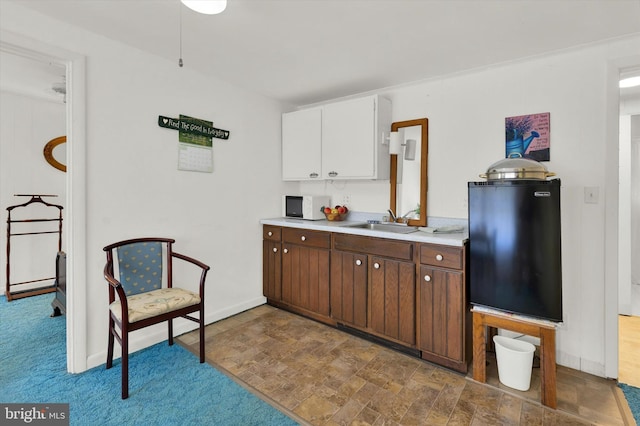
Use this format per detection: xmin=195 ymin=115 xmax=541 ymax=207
xmin=1 ymin=294 xmax=298 ymax=425
xmin=619 ymin=382 xmax=640 ymax=424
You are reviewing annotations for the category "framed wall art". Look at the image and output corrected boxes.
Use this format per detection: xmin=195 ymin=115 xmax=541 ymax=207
xmin=505 ymin=112 xmax=550 ymax=161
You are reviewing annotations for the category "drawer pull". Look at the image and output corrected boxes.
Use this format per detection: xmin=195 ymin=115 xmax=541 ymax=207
xmin=435 ymin=254 xmax=443 ymax=261
xmin=424 ymin=275 xmax=431 ymax=282
xmin=283 ymin=248 xmax=289 ymax=254
xmin=267 ymin=231 xmax=273 ymax=237
xmin=355 ymin=259 xmax=362 ymax=266
xmin=301 ymin=236 xmax=306 ymax=241
xmin=272 ymin=247 xmax=278 ymax=253
xmin=374 ymin=263 xmax=380 ymax=269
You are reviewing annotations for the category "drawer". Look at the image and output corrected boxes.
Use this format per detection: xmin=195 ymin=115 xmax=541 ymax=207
xmin=333 ymin=234 xmax=413 ymax=261
xmin=283 ymin=228 xmax=331 ymax=249
xmin=420 ymin=244 xmax=463 ymax=269
xmin=263 ymin=225 xmax=282 ymax=241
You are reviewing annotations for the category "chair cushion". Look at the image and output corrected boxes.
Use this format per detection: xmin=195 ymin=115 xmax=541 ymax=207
xmin=117 ymin=242 xmax=163 ymax=296
xmin=110 ymin=288 xmax=201 ymax=323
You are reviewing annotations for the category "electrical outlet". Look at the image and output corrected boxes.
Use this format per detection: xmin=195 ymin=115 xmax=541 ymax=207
xmin=342 ymin=195 xmax=351 ymax=205
xmin=584 ymin=187 xmax=599 ymax=204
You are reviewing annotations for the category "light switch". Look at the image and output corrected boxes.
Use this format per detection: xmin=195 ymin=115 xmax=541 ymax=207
xmin=584 ymin=187 xmax=599 ymax=204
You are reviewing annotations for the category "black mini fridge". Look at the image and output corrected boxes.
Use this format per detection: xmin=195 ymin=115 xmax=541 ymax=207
xmin=468 ymin=179 xmax=563 ymax=322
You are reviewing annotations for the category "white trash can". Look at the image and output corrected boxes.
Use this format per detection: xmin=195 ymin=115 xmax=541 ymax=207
xmin=493 ymin=335 xmax=536 ymax=391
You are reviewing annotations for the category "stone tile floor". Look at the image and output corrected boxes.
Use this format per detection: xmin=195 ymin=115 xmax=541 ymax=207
xmin=178 ymin=305 xmax=634 ymax=425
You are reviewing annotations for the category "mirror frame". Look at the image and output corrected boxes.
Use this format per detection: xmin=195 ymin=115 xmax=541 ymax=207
xmin=389 ymin=118 xmax=428 ymax=227
xmin=43 ymin=135 xmax=67 ymax=172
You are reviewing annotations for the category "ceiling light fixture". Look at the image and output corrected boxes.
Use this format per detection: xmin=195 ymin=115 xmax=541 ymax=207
xmin=181 ymin=0 xmax=227 ymax=15
xmin=619 ymin=76 xmax=640 ymax=88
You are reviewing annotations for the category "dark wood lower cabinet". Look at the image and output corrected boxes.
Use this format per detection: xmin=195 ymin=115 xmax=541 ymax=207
xmin=330 ymin=251 xmax=367 ymax=328
xmin=282 ymin=244 xmax=330 ymax=316
xmin=418 ymin=266 xmax=464 ymax=363
xmin=263 ymin=226 xmax=282 ymax=303
xmin=417 ymin=243 xmax=469 ymax=373
xmin=263 ymin=225 xmax=469 ymax=373
xmin=369 ymin=257 xmax=416 ymax=346
xmin=263 ymin=240 xmax=282 ymax=301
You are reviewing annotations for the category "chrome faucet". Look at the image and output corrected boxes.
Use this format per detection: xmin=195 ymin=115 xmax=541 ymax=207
xmin=401 ymin=209 xmax=415 ymax=219
xmin=387 ymin=209 xmax=397 ymax=222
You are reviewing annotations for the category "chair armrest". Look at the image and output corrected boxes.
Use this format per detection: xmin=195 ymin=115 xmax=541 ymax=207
xmin=172 ymin=252 xmax=210 ymax=297
xmin=172 ymin=252 xmax=210 ymax=272
xmin=103 ymin=263 xmax=121 ymax=288
xmin=104 ymin=262 xmax=129 ymax=319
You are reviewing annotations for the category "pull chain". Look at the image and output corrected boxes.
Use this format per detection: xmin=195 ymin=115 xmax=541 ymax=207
xmin=179 ymin=3 xmax=184 ymax=67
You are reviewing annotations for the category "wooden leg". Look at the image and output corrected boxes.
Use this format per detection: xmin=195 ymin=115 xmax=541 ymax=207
xmin=540 ymin=327 xmax=557 ymax=408
xmin=472 ymin=312 xmax=487 ymax=383
xmin=168 ymin=319 xmax=174 ymax=346
xmin=106 ymin=317 xmax=114 ymax=369
xmin=199 ymin=306 xmax=205 ymax=363
xmin=121 ymin=331 xmax=129 ymax=399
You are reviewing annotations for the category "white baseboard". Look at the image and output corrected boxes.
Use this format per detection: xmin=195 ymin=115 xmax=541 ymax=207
xmin=557 ymin=351 xmax=607 ymax=378
xmin=580 ymin=358 xmax=606 ymax=378
xmin=86 ymin=296 xmax=267 ymax=370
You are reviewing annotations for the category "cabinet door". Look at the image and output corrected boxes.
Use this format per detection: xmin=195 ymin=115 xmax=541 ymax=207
xmin=330 ymin=251 xmax=367 ymax=328
xmin=369 ymin=257 xmax=416 ymax=345
xmin=282 ymin=244 xmax=330 ymax=316
xmin=282 ymin=108 xmax=322 ymax=180
xmin=322 ymin=96 xmax=376 ymax=179
xmin=263 ymin=240 xmax=281 ymax=301
xmin=418 ymin=265 xmax=464 ymax=361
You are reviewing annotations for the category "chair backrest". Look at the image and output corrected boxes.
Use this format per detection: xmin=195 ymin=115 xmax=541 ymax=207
xmin=116 ymin=241 xmax=163 ymax=296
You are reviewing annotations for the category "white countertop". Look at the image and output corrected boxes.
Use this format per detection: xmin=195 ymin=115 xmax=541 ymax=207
xmin=260 ymin=217 xmax=468 ymax=247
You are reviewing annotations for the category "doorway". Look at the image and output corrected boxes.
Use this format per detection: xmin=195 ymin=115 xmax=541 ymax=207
xmin=0 ymin=34 xmax=87 ymax=373
xmin=618 ymin=68 xmax=640 ymax=387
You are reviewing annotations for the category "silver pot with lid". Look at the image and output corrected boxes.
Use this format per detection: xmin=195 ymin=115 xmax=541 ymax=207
xmin=480 ymin=153 xmax=556 ymax=180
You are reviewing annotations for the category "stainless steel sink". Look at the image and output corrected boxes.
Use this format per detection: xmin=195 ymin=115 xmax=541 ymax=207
xmin=346 ymin=223 xmax=419 ymax=234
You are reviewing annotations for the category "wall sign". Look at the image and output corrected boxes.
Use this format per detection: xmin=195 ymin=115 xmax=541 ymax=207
xmin=158 ymin=115 xmax=230 ymax=140
xmin=158 ymin=114 xmax=230 ymax=173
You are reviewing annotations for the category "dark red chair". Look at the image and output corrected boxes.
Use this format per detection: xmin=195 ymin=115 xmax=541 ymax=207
xmin=103 ymin=237 xmax=209 ymax=399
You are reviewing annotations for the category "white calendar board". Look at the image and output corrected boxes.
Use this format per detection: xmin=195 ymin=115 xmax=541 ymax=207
xmin=177 ymin=114 xmax=213 ymax=173
xmin=178 ymin=143 xmax=213 ymax=173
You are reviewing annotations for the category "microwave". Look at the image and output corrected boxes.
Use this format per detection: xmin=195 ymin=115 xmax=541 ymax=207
xmin=283 ymin=195 xmax=330 ymax=220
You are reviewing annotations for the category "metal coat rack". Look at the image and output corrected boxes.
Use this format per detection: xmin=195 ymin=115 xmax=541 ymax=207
xmin=5 ymin=194 xmax=63 ymax=301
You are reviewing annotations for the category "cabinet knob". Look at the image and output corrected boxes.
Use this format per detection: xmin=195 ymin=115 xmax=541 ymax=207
xmin=374 ymin=263 xmax=380 ymax=269
xmin=310 ymin=172 xmax=319 ymax=178
xmin=435 ymin=254 xmax=443 ymax=261
xmin=355 ymin=259 xmax=362 ymax=266
xmin=301 ymin=236 xmax=306 ymax=241
xmin=272 ymin=247 xmax=278 ymax=253
xmin=424 ymin=275 xmax=431 ymax=282
xmin=283 ymin=248 xmax=289 ymax=254
xmin=267 ymin=231 xmax=273 ymax=237
xmin=328 ymin=171 xmax=338 ymax=177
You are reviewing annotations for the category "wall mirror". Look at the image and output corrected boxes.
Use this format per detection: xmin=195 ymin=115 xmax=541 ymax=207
xmin=389 ymin=118 xmax=428 ymax=227
xmin=43 ymin=136 xmax=67 ymax=172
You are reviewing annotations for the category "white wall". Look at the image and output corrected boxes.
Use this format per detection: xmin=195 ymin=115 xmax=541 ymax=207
xmin=1 ymin=3 xmax=297 ymax=370
xmin=0 ymin=91 xmax=66 ymax=290
xmin=301 ymin=35 xmax=640 ymax=377
xmin=3 ymin=1 xmax=640 ymax=378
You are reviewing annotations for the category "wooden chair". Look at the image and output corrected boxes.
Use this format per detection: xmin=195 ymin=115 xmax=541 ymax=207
xmin=103 ymin=237 xmax=210 ymax=399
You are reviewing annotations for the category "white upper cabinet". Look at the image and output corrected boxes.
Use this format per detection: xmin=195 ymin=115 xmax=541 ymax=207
xmin=282 ymin=95 xmax=391 ymax=181
xmin=282 ymin=108 xmax=322 ymax=180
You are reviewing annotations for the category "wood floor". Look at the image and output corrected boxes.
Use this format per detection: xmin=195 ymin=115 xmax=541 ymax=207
xmin=179 ymin=305 xmax=635 ymax=425
xmin=619 ymin=314 xmax=640 ymax=388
